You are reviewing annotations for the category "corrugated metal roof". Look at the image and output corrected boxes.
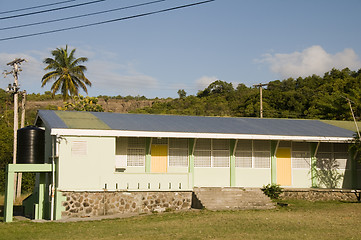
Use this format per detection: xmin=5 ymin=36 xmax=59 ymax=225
xmin=36 ymin=110 xmax=356 ymax=138
xmin=320 ymin=120 xmax=361 ymax=133
xmin=36 ymin=110 xmax=68 ymax=129
xmin=55 ymin=111 xmax=111 ymax=130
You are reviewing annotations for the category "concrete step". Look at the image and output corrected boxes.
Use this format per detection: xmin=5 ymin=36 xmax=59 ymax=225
xmin=192 ymin=187 xmax=275 ymax=210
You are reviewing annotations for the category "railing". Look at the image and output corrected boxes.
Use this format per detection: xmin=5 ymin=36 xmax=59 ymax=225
xmin=101 ymin=172 xmax=192 ymax=191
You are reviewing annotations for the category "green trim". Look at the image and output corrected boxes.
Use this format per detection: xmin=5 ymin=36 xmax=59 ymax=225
xmin=7 ymin=163 xmax=52 ymax=172
xmin=55 ymin=190 xmax=66 ymax=220
xmin=270 ymin=141 xmax=278 ymax=184
xmin=36 ymin=173 xmax=47 ymax=220
xmin=55 ymin=111 xmax=111 ymax=129
xmin=54 ymin=155 xmax=64 ymax=220
xmin=230 ymin=139 xmax=236 ymax=187
xmin=4 ymin=164 xmax=53 ymax=222
xmin=145 ymin=138 xmax=152 ymax=173
xmin=188 ymin=138 xmax=195 ymax=188
xmin=4 ymin=166 xmax=15 ymax=222
xmin=310 ymin=143 xmax=318 ymax=188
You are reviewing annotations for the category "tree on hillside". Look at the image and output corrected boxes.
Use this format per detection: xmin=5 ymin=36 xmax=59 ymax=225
xmin=62 ymin=95 xmax=104 ymax=112
xmin=197 ymin=80 xmax=234 ymax=98
xmin=177 ymin=89 xmax=187 ymax=99
xmin=41 ymin=45 xmax=91 ymax=101
xmin=109 ymin=68 xmax=361 ymax=119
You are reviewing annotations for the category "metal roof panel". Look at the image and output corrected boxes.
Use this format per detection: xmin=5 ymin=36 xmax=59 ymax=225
xmin=36 ymin=110 xmax=355 ymax=138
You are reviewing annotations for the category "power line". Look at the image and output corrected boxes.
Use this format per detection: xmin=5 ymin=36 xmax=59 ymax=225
xmin=0 ymin=0 xmax=215 ymax=42
xmin=0 ymin=0 xmax=106 ymax=21
xmin=0 ymin=0 xmax=76 ymax=15
xmin=0 ymin=0 xmax=166 ymax=31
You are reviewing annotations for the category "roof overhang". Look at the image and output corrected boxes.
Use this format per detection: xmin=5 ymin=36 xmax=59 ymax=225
xmin=50 ymin=128 xmax=353 ymax=143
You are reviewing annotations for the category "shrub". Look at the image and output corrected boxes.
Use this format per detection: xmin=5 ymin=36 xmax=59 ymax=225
xmin=261 ymin=184 xmax=283 ymax=199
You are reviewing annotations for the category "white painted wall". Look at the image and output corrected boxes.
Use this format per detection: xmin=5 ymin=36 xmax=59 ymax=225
xmin=194 ymin=168 xmax=230 ymax=187
xmin=58 ymin=136 xmax=115 ymax=190
xmin=55 ymin=135 xmax=357 ymax=190
xmin=291 ymin=169 xmax=312 ymax=188
xmin=235 ymin=168 xmax=271 ymax=187
xmin=168 ymin=167 xmax=188 ymax=173
xmin=57 ymin=136 xmax=192 ymax=191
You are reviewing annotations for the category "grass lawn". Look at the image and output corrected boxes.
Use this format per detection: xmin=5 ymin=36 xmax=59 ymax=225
xmin=0 ymin=200 xmax=360 ymax=240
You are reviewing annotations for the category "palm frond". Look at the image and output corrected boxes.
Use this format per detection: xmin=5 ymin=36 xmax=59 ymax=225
xmin=41 ymin=45 xmax=91 ymax=100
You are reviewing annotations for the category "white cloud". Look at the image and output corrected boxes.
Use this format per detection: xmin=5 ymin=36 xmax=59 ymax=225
xmin=259 ymin=45 xmax=361 ymax=78
xmin=68 ymin=47 xmax=159 ymax=96
xmin=195 ymin=76 xmax=217 ymax=90
xmin=0 ymin=47 xmax=158 ymax=97
xmin=86 ymin=60 xmax=158 ymax=96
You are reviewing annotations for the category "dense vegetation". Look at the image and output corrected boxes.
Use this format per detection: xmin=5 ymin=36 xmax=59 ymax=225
xmin=1 ymin=67 xmax=361 ymax=194
xmin=134 ymin=68 xmax=361 ymax=121
xmin=0 ymin=89 xmax=14 ymax=193
xmin=0 ymin=89 xmax=38 ymax=193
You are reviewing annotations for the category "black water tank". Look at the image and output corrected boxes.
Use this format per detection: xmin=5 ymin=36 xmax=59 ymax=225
xmin=17 ymin=126 xmax=45 ymax=164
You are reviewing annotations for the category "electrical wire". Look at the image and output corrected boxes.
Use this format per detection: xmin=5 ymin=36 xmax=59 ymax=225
xmin=0 ymin=0 xmax=215 ymax=42
xmin=0 ymin=0 xmax=166 ymax=31
xmin=0 ymin=0 xmax=76 ymax=15
xmin=0 ymin=0 xmax=106 ymax=21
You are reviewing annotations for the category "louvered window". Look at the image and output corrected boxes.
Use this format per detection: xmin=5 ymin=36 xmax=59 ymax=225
xmin=316 ymin=143 xmax=349 ymax=170
xmin=235 ymin=140 xmax=252 ymax=168
xmin=333 ymin=143 xmax=349 ymax=169
xmin=213 ymin=139 xmax=230 ymax=167
xmin=194 ymin=139 xmax=230 ymax=167
xmin=253 ymin=151 xmax=270 ymax=168
xmin=253 ymin=140 xmax=270 ymax=168
xmin=292 ymin=142 xmax=310 ymax=169
xmin=235 ymin=140 xmax=270 ymax=168
xmin=127 ymin=137 xmax=145 ymax=166
xmin=194 ymin=139 xmax=211 ymax=167
xmin=169 ymin=138 xmax=188 ymax=167
xmin=194 ymin=150 xmax=212 ymax=167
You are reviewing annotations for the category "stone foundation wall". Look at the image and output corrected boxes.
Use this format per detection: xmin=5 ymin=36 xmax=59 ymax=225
xmin=281 ymin=188 xmax=360 ymax=202
xmin=62 ymin=191 xmax=192 ymax=218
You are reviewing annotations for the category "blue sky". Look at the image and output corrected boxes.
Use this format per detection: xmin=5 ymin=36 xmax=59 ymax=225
xmin=1 ymin=0 xmax=361 ymax=98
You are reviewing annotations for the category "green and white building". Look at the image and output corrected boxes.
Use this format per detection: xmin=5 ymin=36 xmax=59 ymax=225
xmin=4 ymin=110 xmax=361 ymax=221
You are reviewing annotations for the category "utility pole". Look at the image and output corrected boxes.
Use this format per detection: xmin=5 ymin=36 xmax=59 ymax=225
xmin=16 ymin=90 xmax=27 ymax=198
xmin=345 ymin=96 xmax=360 ymax=139
xmin=3 ymin=58 xmax=27 ymax=199
xmin=21 ymin=90 xmax=26 ymax=128
xmin=253 ymin=83 xmax=269 ymax=118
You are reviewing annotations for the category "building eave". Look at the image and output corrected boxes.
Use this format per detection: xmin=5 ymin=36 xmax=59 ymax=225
xmin=50 ymin=128 xmax=353 ymax=143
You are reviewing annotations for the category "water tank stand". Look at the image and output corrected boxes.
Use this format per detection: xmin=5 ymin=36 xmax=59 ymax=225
xmin=4 ymin=164 xmax=53 ymax=222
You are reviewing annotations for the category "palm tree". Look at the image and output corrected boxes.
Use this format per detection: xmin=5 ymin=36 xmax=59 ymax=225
xmin=41 ymin=45 xmax=91 ymax=101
